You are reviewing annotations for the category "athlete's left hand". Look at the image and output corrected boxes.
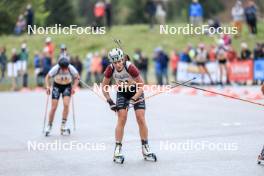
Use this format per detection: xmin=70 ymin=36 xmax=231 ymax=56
xmin=128 ymin=97 xmax=137 ymax=108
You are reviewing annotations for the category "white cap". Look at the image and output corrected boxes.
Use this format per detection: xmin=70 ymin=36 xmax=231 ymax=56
xmin=45 ymin=37 xmax=51 ymax=43
xmin=218 ymin=39 xmax=225 ymax=46
xmin=86 ymin=52 xmax=93 ymax=59
xmin=241 ymin=42 xmax=248 ymax=49
xmin=21 ymin=43 xmax=27 ymax=49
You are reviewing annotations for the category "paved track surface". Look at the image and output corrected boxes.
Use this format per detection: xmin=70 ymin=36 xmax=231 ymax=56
xmin=0 ymin=87 xmax=264 ymax=176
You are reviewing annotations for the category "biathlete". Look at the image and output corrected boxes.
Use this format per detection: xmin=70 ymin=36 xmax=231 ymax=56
xmin=102 ymin=48 xmax=157 ymax=164
xmin=44 ymin=57 xmax=79 ymax=136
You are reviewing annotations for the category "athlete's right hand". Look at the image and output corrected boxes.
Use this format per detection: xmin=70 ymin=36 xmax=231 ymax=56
xmin=107 ymin=99 xmax=117 ymax=112
xmin=46 ymin=87 xmax=51 ymax=95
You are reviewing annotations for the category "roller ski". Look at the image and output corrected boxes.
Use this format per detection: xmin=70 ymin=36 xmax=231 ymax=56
xmin=113 ymin=142 xmax=125 ymax=164
xmin=60 ymin=120 xmax=71 ymax=136
xmin=142 ymin=141 xmax=157 ymax=162
xmin=257 ymin=146 xmax=264 ymax=165
xmin=44 ymin=124 xmax=52 ymax=137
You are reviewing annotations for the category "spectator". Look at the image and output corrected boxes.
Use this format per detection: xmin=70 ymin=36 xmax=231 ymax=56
xmin=240 ymin=42 xmax=252 ymax=60
xmin=0 ymin=47 xmax=7 ymax=81
xmin=145 ymin=0 xmax=156 ymax=29
xmin=179 ymin=48 xmax=192 ymax=63
xmin=189 ymin=0 xmax=203 ymax=26
xmin=94 ymin=1 xmax=105 ymax=27
xmin=154 ymin=48 xmax=162 ymax=85
xmin=254 ymin=43 xmax=264 ymax=60
xmin=73 ymin=56 xmax=83 ymax=77
xmin=10 ymin=48 xmax=20 ymax=91
xmin=231 ymin=1 xmax=244 ymax=37
xmin=188 ymin=44 xmax=196 ymax=63
xmin=208 ymin=45 xmax=216 ymax=62
xmin=132 ymin=49 xmax=141 ymax=68
xmin=195 ymin=43 xmax=214 ymax=85
xmin=170 ymin=49 xmax=179 ymax=82
xmin=101 ymin=49 xmax=110 ymax=73
xmin=91 ymin=52 xmax=102 ymax=84
xmin=58 ymin=44 xmax=69 ymax=60
xmin=14 ymin=14 xmax=26 ymax=35
xmin=221 ymin=34 xmax=232 ymax=46
xmin=71 ymin=56 xmax=83 ymax=87
xmin=19 ymin=43 xmax=29 ymax=88
xmin=44 ymin=37 xmax=55 ymax=64
xmin=140 ymin=53 xmax=149 ymax=84
xmin=25 ymin=4 xmax=34 ymax=34
xmin=133 ymin=49 xmax=148 ymax=84
xmin=42 ymin=48 xmax=52 ymax=77
xmin=154 ymin=47 xmax=169 ymax=85
xmin=244 ymin=0 xmax=257 ymax=35
xmin=84 ymin=53 xmax=93 ymax=85
xmin=216 ymin=39 xmax=229 ymax=85
xmin=207 ymin=18 xmax=221 ymax=32
xmin=105 ymin=0 xmax=112 ymax=29
xmin=226 ymin=46 xmax=238 ymax=62
xmin=155 ymin=1 xmax=166 ymax=24
xmin=33 ymin=51 xmax=43 ymax=87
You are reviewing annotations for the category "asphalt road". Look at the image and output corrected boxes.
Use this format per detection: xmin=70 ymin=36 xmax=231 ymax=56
xmin=0 ymin=86 xmax=264 ymax=176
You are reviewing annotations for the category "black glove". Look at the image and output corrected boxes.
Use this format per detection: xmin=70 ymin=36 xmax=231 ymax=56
xmin=107 ymin=99 xmax=117 ymax=112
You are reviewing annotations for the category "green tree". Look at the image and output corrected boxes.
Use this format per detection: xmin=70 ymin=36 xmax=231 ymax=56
xmin=126 ymin=0 xmax=148 ymax=24
xmin=45 ymin=0 xmax=76 ymax=26
xmin=0 ymin=0 xmax=48 ymax=34
xmin=0 ymin=0 xmax=26 ymax=34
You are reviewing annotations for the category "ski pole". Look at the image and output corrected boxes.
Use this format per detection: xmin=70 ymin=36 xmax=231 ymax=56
xmin=72 ymin=95 xmax=76 ymax=131
xmin=132 ymin=77 xmax=197 ymax=105
xmin=78 ymin=79 xmax=106 ymax=102
xmin=172 ymin=81 xmax=264 ymax=107
xmin=42 ymin=93 xmax=50 ymax=133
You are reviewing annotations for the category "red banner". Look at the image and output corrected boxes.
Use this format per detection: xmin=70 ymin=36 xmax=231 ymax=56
xmin=228 ymin=60 xmax=253 ymax=81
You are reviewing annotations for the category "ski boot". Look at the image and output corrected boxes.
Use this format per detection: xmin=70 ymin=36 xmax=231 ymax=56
xmin=60 ymin=120 xmax=70 ymax=135
xmin=45 ymin=124 xmax=52 ymax=137
xmin=142 ymin=140 xmax=157 ymax=162
xmin=257 ymin=145 xmax=264 ymax=165
xmin=113 ymin=142 xmax=125 ymax=164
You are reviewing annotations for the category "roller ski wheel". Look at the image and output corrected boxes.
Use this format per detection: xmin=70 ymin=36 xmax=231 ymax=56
xmin=257 ymin=155 xmax=264 ymax=165
xmin=113 ymin=143 xmax=124 ymax=164
xmin=143 ymin=153 xmax=157 ymax=162
xmin=44 ymin=125 xmax=52 ymax=137
xmin=61 ymin=128 xmax=71 ymax=135
xmin=257 ymin=146 xmax=264 ymax=165
xmin=45 ymin=131 xmax=50 ymax=137
xmin=142 ymin=144 xmax=157 ymax=162
xmin=113 ymin=155 xmax=125 ymax=164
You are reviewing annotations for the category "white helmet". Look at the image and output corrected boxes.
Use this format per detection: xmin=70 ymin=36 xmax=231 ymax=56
xmin=108 ymin=48 xmax=124 ymax=62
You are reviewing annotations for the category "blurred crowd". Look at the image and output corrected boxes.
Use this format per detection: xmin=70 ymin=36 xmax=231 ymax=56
xmin=0 ymin=0 xmax=262 ymax=91
xmin=0 ymin=35 xmax=264 ymax=91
